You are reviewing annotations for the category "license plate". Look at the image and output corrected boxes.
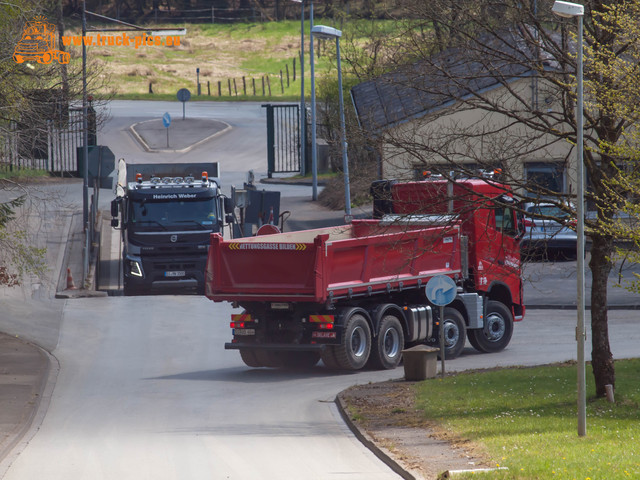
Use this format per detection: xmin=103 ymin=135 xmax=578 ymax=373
xmin=234 ymin=329 xmax=255 ymax=336
xmin=165 ymin=271 xmax=185 ymax=277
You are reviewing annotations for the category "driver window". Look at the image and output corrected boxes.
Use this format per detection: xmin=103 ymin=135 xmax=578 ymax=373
xmin=495 ymin=207 xmax=517 ymax=236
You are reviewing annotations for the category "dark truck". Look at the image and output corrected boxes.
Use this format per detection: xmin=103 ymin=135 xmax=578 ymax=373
xmin=111 ymin=160 xmax=228 ymax=295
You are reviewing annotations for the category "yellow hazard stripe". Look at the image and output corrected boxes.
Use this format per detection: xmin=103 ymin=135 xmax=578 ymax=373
xmin=232 ymin=314 xmax=252 ymax=322
xmin=310 ymin=315 xmax=334 ymax=323
xmin=225 ymin=242 xmax=307 ymax=251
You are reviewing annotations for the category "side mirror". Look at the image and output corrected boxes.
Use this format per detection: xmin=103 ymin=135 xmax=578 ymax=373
xmin=223 ymin=197 xmax=234 ymax=215
xmin=111 ymin=218 xmax=119 ymax=228
xmin=111 ymin=198 xmax=119 ymax=218
xmin=225 ymin=214 xmax=235 ymax=225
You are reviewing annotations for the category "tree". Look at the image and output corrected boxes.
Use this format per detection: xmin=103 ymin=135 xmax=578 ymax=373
xmin=348 ymin=0 xmax=640 ymax=397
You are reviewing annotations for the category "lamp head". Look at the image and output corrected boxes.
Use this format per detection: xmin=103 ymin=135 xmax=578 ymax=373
xmin=311 ymin=25 xmax=342 ymax=39
xmin=552 ymin=0 xmax=584 ymax=18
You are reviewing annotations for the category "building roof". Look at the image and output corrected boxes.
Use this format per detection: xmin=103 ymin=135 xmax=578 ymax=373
xmin=351 ymin=25 xmax=560 ymax=133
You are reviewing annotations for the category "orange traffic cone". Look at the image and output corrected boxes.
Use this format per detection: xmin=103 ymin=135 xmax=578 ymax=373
xmin=66 ymin=268 xmax=77 ymax=290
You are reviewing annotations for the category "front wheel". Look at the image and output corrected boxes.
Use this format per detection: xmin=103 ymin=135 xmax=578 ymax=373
xmin=439 ymin=307 xmax=466 ymax=359
xmin=467 ymin=300 xmax=513 ymax=353
xmin=368 ymin=315 xmax=404 ymax=370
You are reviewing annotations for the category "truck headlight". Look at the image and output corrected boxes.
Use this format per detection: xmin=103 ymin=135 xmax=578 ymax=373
xmin=127 ymin=259 xmax=143 ymax=277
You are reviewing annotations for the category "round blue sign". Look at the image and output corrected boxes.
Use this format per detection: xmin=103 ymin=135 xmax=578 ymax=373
xmin=176 ymin=88 xmax=191 ymax=102
xmin=425 ymin=275 xmax=457 ymax=306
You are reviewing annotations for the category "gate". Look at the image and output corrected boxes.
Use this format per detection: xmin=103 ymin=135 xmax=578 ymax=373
xmin=262 ymin=104 xmax=300 ymax=178
xmin=0 ymin=107 xmax=89 ymax=176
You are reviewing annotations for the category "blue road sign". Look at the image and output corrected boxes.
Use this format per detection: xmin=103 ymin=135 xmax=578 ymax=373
xmin=425 ymin=275 xmax=457 ymax=306
xmin=162 ymin=112 xmax=171 ymax=128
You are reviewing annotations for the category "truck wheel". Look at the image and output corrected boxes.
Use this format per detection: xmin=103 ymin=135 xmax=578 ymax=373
xmin=368 ymin=315 xmax=404 ymax=370
xmin=320 ymin=347 xmax=341 ymax=370
xmin=467 ymin=300 xmax=513 ymax=353
xmin=333 ymin=313 xmax=371 ymax=370
xmin=38 ymin=52 xmax=53 ymax=64
xmin=239 ymin=349 xmax=263 ymax=368
xmin=440 ymin=307 xmax=466 ymax=359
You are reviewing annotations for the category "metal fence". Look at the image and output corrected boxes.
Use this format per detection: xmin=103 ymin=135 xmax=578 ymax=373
xmin=263 ymin=103 xmax=301 ymax=178
xmin=0 ymin=108 xmax=85 ymax=176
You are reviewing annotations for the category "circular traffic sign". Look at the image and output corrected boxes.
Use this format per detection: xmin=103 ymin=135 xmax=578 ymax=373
xmin=425 ymin=275 xmax=457 ymax=306
xmin=176 ymin=88 xmax=191 ymax=102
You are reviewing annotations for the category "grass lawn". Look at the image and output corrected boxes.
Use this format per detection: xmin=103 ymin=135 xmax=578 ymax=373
xmin=416 ymin=358 xmax=640 ymax=479
xmin=62 ymin=19 xmax=388 ymax=98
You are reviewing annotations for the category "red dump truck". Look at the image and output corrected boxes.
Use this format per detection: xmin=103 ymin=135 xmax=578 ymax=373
xmin=205 ymin=177 xmax=525 ymax=370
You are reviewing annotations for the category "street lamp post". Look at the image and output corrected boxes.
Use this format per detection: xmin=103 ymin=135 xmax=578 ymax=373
xmin=311 ymin=25 xmax=351 ymax=218
xmin=552 ymin=0 xmax=586 ymax=437
xmin=291 ymin=0 xmax=307 ymax=179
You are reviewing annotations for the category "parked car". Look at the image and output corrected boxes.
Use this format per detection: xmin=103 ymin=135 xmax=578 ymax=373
xmin=520 ymin=202 xmax=578 ymax=259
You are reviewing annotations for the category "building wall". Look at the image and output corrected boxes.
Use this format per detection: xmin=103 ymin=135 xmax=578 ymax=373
xmin=378 ymin=77 xmax=578 ymax=197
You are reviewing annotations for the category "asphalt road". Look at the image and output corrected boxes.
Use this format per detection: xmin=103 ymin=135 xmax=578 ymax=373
xmin=3 ymin=296 xmax=639 ymax=479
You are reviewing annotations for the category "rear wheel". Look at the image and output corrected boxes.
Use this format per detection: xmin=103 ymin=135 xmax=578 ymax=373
xmin=239 ymin=349 xmax=262 ymax=368
xmin=332 ymin=313 xmax=371 ymax=370
xmin=368 ymin=315 xmax=404 ymax=370
xmin=439 ymin=307 xmax=466 ymax=359
xmin=467 ymin=300 xmax=513 ymax=353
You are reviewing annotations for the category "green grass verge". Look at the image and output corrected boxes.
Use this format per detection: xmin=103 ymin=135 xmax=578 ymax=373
xmin=416 ymin=359 xmax=640 ymax=479
xmin=0 ymin=169 xmax=50 ymax=180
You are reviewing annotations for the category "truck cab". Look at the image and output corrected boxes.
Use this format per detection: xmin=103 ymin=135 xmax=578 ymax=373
xmin=112 ymin=161 xmax=226 ymax=295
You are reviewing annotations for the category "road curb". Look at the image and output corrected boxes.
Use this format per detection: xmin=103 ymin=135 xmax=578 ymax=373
xmin=0 ymin=337 xmax=59 ymax=477
xmin=129 ymin=118 xmax=232 ymax=153
xmin=334 ymin=393 xmax=419 ymax=480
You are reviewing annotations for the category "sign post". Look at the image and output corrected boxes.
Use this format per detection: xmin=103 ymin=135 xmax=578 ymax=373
xmin=425 ymin=275 xmax=457 ymax=378
xmin=162 ymin=112 xmax=171 ymax=148
xmin=176 ymin=88 xmax=191 ymax=120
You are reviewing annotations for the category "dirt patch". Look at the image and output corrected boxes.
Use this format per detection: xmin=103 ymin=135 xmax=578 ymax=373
xmin=338 ymin=380 xmax=493 ymax=479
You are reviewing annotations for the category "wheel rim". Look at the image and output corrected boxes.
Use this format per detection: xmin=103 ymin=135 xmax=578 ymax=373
xmin=383 ymin=327 xmax=400 ymax=358
xmin=350 ymin=325 xmax=367 ymax=358
xmin=443 ymin=320 xmax=460 ymax=347
xmin=485 ymin=313 xmax=506 ymax=342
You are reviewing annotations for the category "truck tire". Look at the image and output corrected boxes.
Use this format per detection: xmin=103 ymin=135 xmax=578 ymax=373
xmin=367 ymin=315 xmax=404 ymax=370
xmin=440 ymin=307 xmax=466 ymax=359
xmin=467 ymin=300 xmax=513 ymax=353
xmin=239 ymin=349 xmax=263 ymax=368
xmin=333 ymin=313 xmax=372 ymax=370
xmin=320 ymin=346 xmax=341 ymax=370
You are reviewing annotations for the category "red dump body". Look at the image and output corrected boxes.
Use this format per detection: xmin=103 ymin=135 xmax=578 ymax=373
xmin=206 ymin=220 xmax=463 ymax=304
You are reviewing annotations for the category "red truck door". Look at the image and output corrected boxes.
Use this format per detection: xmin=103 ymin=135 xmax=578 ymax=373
xmin=475 ymin=200 xmax=522 ymax=301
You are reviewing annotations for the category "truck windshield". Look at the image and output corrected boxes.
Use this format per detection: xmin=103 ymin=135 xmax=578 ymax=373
xmin=130 ymin=197 xmax=218 ymax=231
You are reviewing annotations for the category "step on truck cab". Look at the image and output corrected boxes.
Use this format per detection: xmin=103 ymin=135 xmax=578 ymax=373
xmin=111 ymin=159 xmax=228 ymax=295
xmin=205 ymin=176 xmax=525 ymax=370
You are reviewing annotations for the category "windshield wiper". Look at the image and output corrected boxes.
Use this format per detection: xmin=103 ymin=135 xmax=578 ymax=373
xmin=174 ymin=219 xmax=211 ymax=229
xmin=135 ymin=220 xmax=168 ymax=230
